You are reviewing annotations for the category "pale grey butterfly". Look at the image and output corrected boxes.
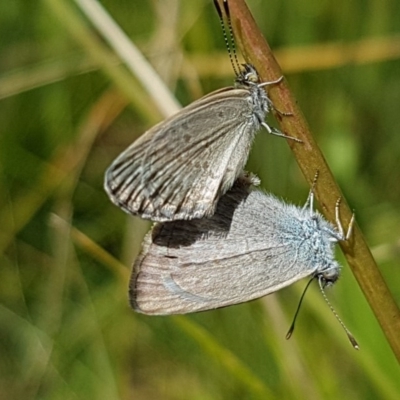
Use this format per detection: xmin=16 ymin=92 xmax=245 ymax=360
xmin=131 ymin=174 xmax=357 ymax=347
xmin=104 ymin=1 xmax=300 ymax=222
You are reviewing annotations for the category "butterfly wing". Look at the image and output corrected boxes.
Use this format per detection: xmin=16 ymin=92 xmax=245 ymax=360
xmin=104 ymin=88 xmax=261 ymax=221
xmin=130 ymin=181 xmax=317 ymax=315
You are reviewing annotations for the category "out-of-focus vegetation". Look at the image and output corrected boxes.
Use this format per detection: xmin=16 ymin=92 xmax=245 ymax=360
xmin=1 ymin=0 xmax=399 ymax=399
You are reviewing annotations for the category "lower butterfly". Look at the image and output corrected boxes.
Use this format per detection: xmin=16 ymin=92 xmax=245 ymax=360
xmin=130 ymin=173 xmax=354 ymax=315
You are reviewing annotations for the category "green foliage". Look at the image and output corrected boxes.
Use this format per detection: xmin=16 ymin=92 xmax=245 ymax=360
xmin=1 ymin=0 xmax=399 ymax=398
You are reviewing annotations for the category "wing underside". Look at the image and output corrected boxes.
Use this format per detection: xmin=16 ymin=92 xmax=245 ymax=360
xmin=105 ymin=93 xmax=257 ymax=221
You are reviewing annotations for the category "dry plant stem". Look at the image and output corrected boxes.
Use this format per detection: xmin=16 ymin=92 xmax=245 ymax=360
xmin=222 ymin=0 xmax=400 ymax=361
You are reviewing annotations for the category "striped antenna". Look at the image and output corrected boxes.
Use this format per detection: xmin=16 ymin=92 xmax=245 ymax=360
xmin=318 ymin=276 xmax=359 ymax=350
xmin=213 ymin=0 xmax=240 ymax=76
xmin=287 ymin=275 xmax=359 ymax=350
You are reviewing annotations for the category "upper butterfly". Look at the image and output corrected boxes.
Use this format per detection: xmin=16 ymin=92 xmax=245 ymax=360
xmin=104 ymin=63 xmax=298 ymax=222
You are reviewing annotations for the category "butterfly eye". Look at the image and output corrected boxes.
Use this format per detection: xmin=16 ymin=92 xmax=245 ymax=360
xmin=246 ymin=71 xmax=259 ymax=83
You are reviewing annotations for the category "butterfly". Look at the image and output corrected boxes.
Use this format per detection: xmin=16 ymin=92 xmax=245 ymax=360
xmin=104 ymin=64 xmax=298 ymax=222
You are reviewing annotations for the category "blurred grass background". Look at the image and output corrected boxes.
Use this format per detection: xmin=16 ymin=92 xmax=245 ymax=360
xmin=1 ymin=0 xmax=400 ymax=399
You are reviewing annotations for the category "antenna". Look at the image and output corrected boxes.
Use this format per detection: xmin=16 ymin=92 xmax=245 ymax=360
xmin=213 ymin=0 xmax=240 ymax=76
xmin=222 ymin=0 xmax=241 ymax=74
xmin=286 ymin=277 xmax=314 ymax=340
xmin=318 ymin=276 xmax=359 ymax=349
xmin=286 ymin=276 xmax=359 ymax=350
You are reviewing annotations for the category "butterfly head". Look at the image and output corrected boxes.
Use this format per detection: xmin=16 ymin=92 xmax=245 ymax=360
xmin=236 ymin=63 xmax=260 ymax=87
xmin=317 ymin=263 xmax=340 ymax=288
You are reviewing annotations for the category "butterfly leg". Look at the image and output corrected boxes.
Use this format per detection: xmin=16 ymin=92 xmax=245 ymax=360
xmin=302 ymin=171 xmax=319 ymax=214
xmin=261 ymin=122 xmax=302 ymax=142
xmin=335 ymin=197 xmax=355 ymax=241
